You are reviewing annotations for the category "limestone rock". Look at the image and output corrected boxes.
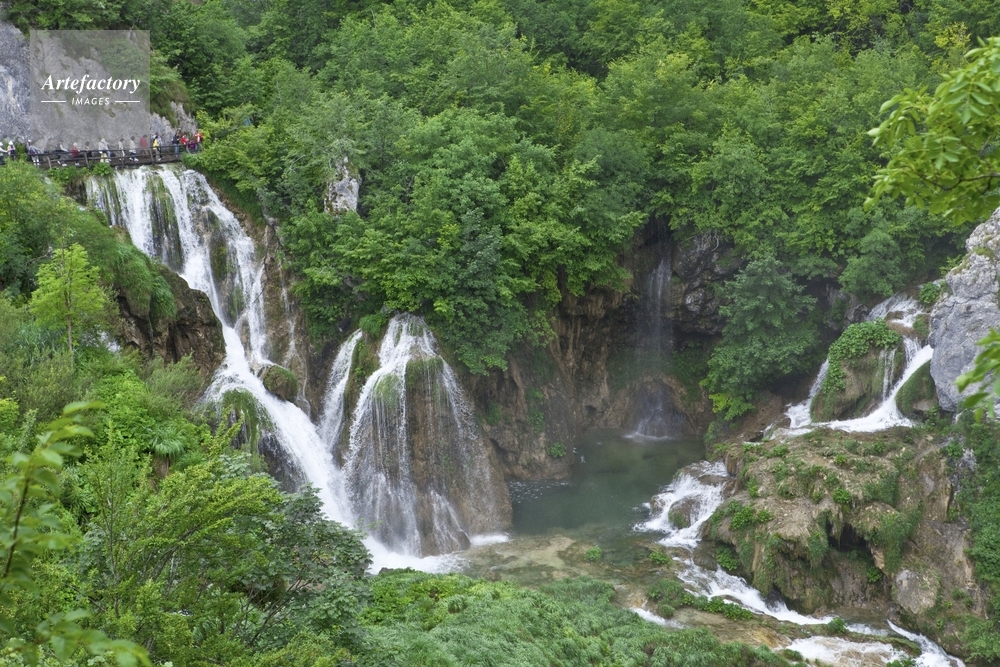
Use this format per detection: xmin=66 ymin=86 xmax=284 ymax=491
xmin=117 ymin=266 xmax=226 ymax=380
xmin=324 ymin=158 xmax=360 ymax=214
xmin=258 ymin=364 xmax=299 ymax=402
xmin=929 ymin=209 xmax=1000 ymax=411
xmin=670 ymin=233 xmax=744 ymax=335
xmin=892 ymin=568 xmax=939 ymax=615
xmin=0 ymin=21 xmax=29 ymax=143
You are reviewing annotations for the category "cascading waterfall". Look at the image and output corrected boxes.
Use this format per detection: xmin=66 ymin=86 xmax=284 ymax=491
xmin=86 ymin=166 xmax=357 ymax=542
xmin=631 ymin=256 xmax=681 ymax=438
xmin=333 ymin=314 xmax=511 ymax=556
xmin=89 ymin=165 xmax=509 ymax=566
xmin=638 ymin=462 xmax=965 ymax=666
xmin=782 ymin=294 xmax=932 ymax=435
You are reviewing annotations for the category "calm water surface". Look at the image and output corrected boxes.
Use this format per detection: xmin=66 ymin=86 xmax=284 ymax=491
xmin=509 ymin=429 xmax=704 ymax=535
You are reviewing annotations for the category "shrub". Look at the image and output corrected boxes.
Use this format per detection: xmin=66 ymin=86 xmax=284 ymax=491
xmin=584 ymin=546 xmax=602 ymax=562
xmin=546 ymin=442 xmax=567 ymax=458
xmin=716 ymin=546 xmax=739 ymax=572
xmin=822 ymin=320 xmax=902 ymax=394
xmin=833 ymin=488 xmax=852 ymax=506
xmin=918 ymin=281 xmax=943 ymax=307
xmin=826 ymin=617 xmax=847 ymax=633
xmin=648 ymin=550 xmax=670 ymax=565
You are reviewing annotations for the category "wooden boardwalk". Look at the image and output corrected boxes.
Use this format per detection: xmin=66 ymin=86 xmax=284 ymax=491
xmin=21 ymin=149 xmax=193 ymax=170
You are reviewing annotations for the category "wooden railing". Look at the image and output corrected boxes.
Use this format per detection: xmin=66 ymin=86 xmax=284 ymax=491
xmin=11 ymin=147 xmax=200 ymax=169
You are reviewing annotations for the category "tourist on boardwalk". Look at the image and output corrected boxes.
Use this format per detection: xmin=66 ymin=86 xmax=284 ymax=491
xmin=180 ymin=134 xmax=189 ymax=153
xmin=194 ymin=130 xmax=203 ymax=151
xmin=27 ymin=140 xmax=39 ymax=165
xmin=98 ymin=137 xmax=110 ymax=162
xmin=6 ymin=140 xmax=14 ymax=160
xmin=140 ymin=134 xmax=148 ymax=160
xmin=152 ymin=134 xmax=161 ymax=161
xmin=172 ymin=131 xmax=180 ymax=156
xmin=128 ymin=136 xmax=137 ymax=162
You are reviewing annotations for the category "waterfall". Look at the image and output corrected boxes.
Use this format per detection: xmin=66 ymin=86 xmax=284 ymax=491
xmin=638 ymin=462 xmax=965 ymax=665
xmin=86 ymin=167 xmax=355 ymax=533
xmin=630 ymin=257 xmax=681 ymax=438
xmin=88 ymin=165 xmax=509 ymax=566
xmin=781 ymin=294 xmax=931 ymax=435
xmin=338 ymin=314 xmax=511 ymax=556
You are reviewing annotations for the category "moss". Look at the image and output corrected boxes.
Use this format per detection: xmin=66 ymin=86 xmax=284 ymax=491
xmin=260 ymin=364 xmax=299 ymax=402
xmin=896 ymin=361 xmax=937 ymax=418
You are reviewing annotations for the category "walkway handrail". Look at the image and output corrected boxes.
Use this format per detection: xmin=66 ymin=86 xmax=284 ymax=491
xmin=3 ymin=145 xmax=203 ymax=169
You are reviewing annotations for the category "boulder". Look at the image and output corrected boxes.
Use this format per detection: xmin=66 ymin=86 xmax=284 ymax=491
xmin=929 ymin=210 xmax=1000 ymax=411
xmin=258 ymin=363 xmax=299 ymax=402
xmin=892 ymin=568 xmax=939 ymax=616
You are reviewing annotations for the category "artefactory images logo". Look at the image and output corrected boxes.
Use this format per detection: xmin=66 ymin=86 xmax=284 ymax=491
xmin=29 ymin=30 xmax=151 ymax=154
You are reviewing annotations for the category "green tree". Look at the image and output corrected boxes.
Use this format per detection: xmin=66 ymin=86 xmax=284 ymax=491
xmin=868 ymin=37 xmax=1000 ymax=225
xmin=705 ymin=256 xmax=818 ymax=419
xmin=29 ymin=243 xmax=112 ymax=355
xmin=1 ymin=402 xmax=148 ymax=666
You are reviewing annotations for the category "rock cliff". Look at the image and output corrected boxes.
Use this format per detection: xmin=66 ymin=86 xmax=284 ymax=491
xmin=930 ymin=209 xmax=1000 ymax=411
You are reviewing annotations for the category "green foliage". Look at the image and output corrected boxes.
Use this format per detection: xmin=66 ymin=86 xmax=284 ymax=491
xmin=823 ymin=320 xmax=902 ymax=394
xmin=29 ymin=244 xmax=113 ymax=355
xmin=726 ymin=501 xmax=775 ymax=530
xmin=0 ymin=402 xmax=149 ymax=666
xmin=867 ymin=566 xmax=883 ymax=583
xmin=826 ymin=617 xmax=847 ymax=634
xmin=648 ymin=549 xmax=670 ymax=565
xmin=545 ymin=442 xmax=567 ymax=458
xmin=360 ymin=571 xmax=786 ymax=666
xmin=867 ymin=509 xmax=921 ymax=574
xmin=706 ymin=257 xmax=818 ymax=419
xmin=869 ymin=37 xmax=1000 ymax=226
xmin=716 ymin=546 xmax=740 ymax=572
xmin=833 ymin=487 xmax=852 ymax=506
xmin=584 ymin=546 xmax=602 ymax=562
xmin=919 ymin=281 xmax=944 ymax=307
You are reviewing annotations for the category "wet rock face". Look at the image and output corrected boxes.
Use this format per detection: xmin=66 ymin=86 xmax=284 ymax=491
xmin=324 ymin=159 xmax=360 ymax=214
xmin=930 ymin=209 xmax=1000 ymax=411
xmin=670 ymin=233 xmax=743 ymax=335
xmin=117 ymin=266 xmax=226 ymax=380
xmin=258 ymin=364 xmax=299 ymax=402
xmin=810 ymin=345 xmax=904 ymax=421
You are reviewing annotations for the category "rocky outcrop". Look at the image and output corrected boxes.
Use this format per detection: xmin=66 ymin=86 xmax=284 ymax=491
xmin=258 ymin=363 xmax=299 ymax=402
xmin=670 ymin=233 xmax=744 ymax=335
xmin=930 ymin=209 xmax=1000 ymax=411
xmin=811 ymin=345 xmax=904 ymax=421
xmin=324 ymin=159 xmax=360 ymax=215
xmin=117 ymin=266 xmax=226 ymax=380
xmin=0 ymin=20 xmax=29 ymax=144
xmin=712 ymin=431 xmax=988 ymax=657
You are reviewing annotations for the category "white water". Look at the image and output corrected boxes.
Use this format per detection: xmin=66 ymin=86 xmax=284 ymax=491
xmin=785 ymin=636 xmax=904 ymax=666
xmin=87 ymin=166 xmax=462 ymax=572
xmin=782 ymin=294 xmax=931 ymax=435
xmin=318 ymin=330 xmax=362 ymax=447
xmin=889 ymin=621 xmax=966 ymax=667
xmin=638 ymin=461 xmax=729 ymax=548
xmin=639 ymin=461 xmax=966 ymax=664
xmin=630 ymin=257 xmax=677 ymax=438
xmin=340 ymin=314 xmax=509 ymax=556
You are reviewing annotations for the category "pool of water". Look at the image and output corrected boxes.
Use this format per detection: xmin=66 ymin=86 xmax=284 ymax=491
xmin=510 ymin=429 xmax=705 ymax=535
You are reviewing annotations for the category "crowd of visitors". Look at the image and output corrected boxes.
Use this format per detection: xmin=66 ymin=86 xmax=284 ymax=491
xmin=0 ymin=130 xmax=204 ymax=167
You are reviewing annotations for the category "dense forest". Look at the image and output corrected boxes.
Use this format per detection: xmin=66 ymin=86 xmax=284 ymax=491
xmin=4 ymin=0 xmax=1000 ymax=664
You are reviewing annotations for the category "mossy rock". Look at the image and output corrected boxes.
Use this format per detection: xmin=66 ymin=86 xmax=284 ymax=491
xmin=259 ymin=364 xmax=299 ymax=402
xmin=896 ymin=361 xmax=937 ymax=418
xmin=811 ymin=345 xmax=903 ymax=421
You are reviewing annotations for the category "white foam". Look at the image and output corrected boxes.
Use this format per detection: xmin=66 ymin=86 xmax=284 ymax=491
xmin=631 ymin=607 xmax=684 ymax=628
xmin=785 ymin=636 xmax=904 ymax=666
xmin=889 ymin=621 xmax=966 ymax=667
xmin=469 ymin=533 xmax=511 ymax=546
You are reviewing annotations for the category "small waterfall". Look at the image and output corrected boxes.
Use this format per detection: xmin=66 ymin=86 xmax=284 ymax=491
xmin=782 ymin=294 xmax=931 ymax=434
xmin=638 ymin=462 xmax=966 ymax=664
xmin=318 ymin=330 xmax=362 ymax=448
xmin=339 ymin=314 xmax=511 ymax=556
xmin=631 ymin=257 xmax=681 ymax=438
xmin=87 ymin=166 xmax=352 ymax=528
